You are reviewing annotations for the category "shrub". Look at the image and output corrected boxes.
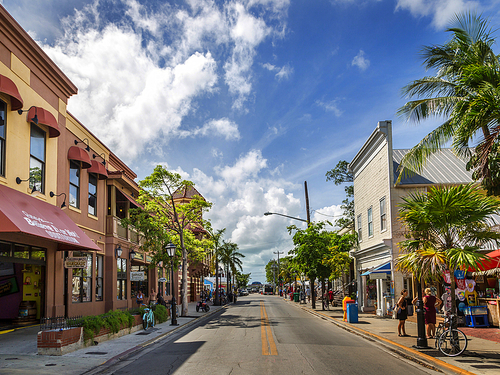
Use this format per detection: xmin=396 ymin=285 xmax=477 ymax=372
xmin=153 ymin=304 xmax=169 ymax=323
xmin=76 ymin=309 xmax=134 ymax=343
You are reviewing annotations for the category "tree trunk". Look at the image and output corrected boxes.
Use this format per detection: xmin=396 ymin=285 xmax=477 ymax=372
xmin=311 ymin=277 xmax=316 ymax=309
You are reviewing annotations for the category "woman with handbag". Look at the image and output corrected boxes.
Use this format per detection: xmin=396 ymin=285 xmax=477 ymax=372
xmin=396 ymin=289 xmax=410 ymax=337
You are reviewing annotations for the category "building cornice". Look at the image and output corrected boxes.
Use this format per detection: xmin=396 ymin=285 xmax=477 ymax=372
xmin=0 ymin=5 xmax=78 ymax=101
xmin=349 ymin=121 xmax=391 ymax=178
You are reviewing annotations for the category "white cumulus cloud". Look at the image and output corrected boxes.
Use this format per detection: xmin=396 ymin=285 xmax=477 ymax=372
xmin=352 ymin=50 xmax=370 ymax=71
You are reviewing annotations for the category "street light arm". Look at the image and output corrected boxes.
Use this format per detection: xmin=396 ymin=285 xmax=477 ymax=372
xmin=264 ymin=212 xmax=308 ymax=223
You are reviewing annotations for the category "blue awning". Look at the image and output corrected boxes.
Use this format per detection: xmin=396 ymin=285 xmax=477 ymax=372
xmin=361 ymin=261 xmax=391 ymax=276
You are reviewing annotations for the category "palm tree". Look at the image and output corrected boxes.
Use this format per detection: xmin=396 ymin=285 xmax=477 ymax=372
xmin=395 ymin=184 xmax=500 ymax=319
xmin=206 ymin=227 xmax=225 ymax=305
xmin=397 ymin=12 xmax=500 ymax=194
xmin=219 ymin=241 xmax=244 ymax=297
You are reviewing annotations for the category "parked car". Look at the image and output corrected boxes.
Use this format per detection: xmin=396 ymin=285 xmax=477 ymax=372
xmin=239 ymin=289 xmax=249 ymax=296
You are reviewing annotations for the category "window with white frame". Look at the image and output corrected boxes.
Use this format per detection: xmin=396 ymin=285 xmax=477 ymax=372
xmin=357 ymin=214 xmax=362 ymax=242
xmin=368 ymin=207 xmax=373 ymax=237
xmin=380 ymin=197 xmax=386 ymax=232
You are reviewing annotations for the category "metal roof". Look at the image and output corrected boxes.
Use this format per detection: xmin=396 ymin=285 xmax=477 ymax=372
xmin=393 ymin=149 xmax=473 ymax=186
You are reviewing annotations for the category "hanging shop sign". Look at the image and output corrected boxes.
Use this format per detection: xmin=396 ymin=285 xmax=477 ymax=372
xmin=130 ymin=271 xmax=145 ymax=281
xmin=159 ymin=277 xmax=167 ymax=282
xmin=64 ymin=257 xmax=87 ymax=269
xmin=146 ymin=255 xmax=152 ymax=263
xmin=369 ymin=273 xmax=387 ymax=280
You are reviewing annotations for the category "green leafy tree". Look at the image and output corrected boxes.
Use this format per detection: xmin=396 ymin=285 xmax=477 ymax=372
xmin=395 ymin=184 xmax=500 ymax=323
xmin=397 ymin=13 xmax=500 ymax=194
xmin=135 ymin=165 xmax=212 ymax=316
xmin=265 ymin=259 xmax=279 ymax=284
xmin=235 ymin=271 xmax=251 ymax=289
xmin=322 ymin=231 xmax=356 ymax=280
xmin=326 ymin=160 xmax=354 ymax=230
xmin=288 ymin=222 xmax=334 ymax=309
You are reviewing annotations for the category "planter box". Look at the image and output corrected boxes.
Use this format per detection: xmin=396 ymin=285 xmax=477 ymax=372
xmin=37 ymin=315 xmax=143 ymax=356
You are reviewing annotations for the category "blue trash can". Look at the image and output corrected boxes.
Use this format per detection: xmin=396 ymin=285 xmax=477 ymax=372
xmin=346 ymin=303 xmax=358 ymax=323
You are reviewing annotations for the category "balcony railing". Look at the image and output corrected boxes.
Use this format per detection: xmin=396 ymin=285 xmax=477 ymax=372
xmin=107 ymin=216 xmax=143 ymax=245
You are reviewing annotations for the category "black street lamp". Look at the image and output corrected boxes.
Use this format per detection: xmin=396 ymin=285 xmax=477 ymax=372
xmin=413 ymin=280 xmax=429 ymax=349
xmin=165 ymin=242 xmax=178 ymax=326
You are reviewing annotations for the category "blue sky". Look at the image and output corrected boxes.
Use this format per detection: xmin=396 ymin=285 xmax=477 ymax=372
xmin=3 ymin=0 xmax=500 ymax=282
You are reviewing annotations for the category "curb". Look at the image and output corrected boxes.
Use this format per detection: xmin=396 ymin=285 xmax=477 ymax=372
xmin=83 ymin=304 xmax=228 ymax=374
xmin=286 ymin=299 xmax=475 ymax=375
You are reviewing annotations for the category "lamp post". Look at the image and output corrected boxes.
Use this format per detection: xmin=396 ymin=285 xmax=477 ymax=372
xmin=264 ymin=212 xmax=308 ymax=223
xmin=413 ymin=280 xmax=429 ymax=349
xmin=165 ymin=242 xmax=178 ymax=326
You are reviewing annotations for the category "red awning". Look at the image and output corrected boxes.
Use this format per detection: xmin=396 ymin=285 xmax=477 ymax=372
xmin=26 ymin=106 xmax=60 ymax=138
xmin=0 ymin=74 xmax=23 ymax=111
xmin=119 ymin=191 xmax=143 ymax=209
xmin=88 ymin=160 xmax=108 ymax=180
xmin=0 ymin=184 xmax=100 ymax=251
xmin=67 ymin=146 xmax=92 ymax=169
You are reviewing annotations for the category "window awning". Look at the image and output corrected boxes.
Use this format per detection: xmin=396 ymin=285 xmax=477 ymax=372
xmin=0 ymin=74 xmax=23 ymax=111
xmin=119 ymin=191 xmax=143 ymax=209
xmin=0 ymin=184 xmax=100 ymax=251
xmin=67 ymin=146 xmax=92 ymax=169
xmin=361 ymin=261 xmax=392 ymax=276
xmin=26 ymin=106 xmax=60 ymax=138
xmin=88 ymin=160 xmax=108 ymax=180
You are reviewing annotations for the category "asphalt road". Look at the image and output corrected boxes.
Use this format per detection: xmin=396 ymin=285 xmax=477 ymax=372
xmin=96 ymin=295 xmax=440 ymax=375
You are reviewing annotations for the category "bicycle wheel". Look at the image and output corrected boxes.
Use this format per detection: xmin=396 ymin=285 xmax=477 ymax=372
xmin=150 ymin=313 xmax=155 ymax=328
xmin=438 ymin=329 xmax=467 ymax=357
xmin=143 ymin=313 xmax=149 ymax=330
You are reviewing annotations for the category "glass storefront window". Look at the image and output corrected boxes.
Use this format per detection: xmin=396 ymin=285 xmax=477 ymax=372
xmin=31 ymin=248 xmax=46 ymax=260
xmin=95 ymin=255 xmax=103 ymax=301
xmin=131 ymin=265 xmax=148 ymax=299
xmin=0 ymin=241 xmax=11 ymax=257
xmin=117 ymin=258 xmax=127 ymax=300
xmin=72 ymin=251 xmax=92 ymax=303
xmin=13 ymin=244 xmax=29 ymax=259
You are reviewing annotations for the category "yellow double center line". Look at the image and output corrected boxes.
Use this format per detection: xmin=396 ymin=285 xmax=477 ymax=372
xmin=260 ymin=301 xmax=278 ymax=355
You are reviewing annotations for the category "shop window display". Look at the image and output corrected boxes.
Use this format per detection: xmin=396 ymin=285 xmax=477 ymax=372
xmin=72 ymin=251 xmax=92 ymax=303
xmin=366 ymin=279 xmax=377 ymax=307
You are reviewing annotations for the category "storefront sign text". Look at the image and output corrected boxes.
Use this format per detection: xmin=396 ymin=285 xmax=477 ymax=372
xmin=22 ymin=211 xmax=81 ymax=244
xmin=64 ymin=257 xmax=87 ymax=269
xmin=369 ymin=273 xmax=387 ymax=280
xmin=130 ymin=271 xmax=145 ymax=281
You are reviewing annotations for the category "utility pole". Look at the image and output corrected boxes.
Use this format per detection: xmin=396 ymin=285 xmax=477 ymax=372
xmin=304 ymin=181 xmax=311 ymax=225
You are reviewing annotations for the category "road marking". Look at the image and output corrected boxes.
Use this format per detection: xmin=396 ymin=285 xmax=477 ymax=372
xmin=260 ymin=301 xmax=278 ymax=356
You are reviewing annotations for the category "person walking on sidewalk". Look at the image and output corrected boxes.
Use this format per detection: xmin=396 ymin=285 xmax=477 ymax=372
xmin=396 ymin=289 xmax=409 ymax=337
xmin=306 ymin=286 xmax=311 ymax=302
xmin=413 ymin=287 xmax=442 ymax=338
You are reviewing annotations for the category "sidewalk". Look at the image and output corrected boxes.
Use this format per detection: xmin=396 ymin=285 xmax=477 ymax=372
xmin=0 ymin=302 xmax=225 ymax=375
xmin=284 ymin=296 xmax=500 ymax=375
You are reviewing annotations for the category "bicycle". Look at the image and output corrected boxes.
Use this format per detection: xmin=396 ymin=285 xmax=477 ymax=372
xmin=323 ymin=296 xmax=330 ymax=311
xmin=436 ymin=312 xmax=468 ymax=356
xmin=142 ymin=304 xmax=155 ymax=330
